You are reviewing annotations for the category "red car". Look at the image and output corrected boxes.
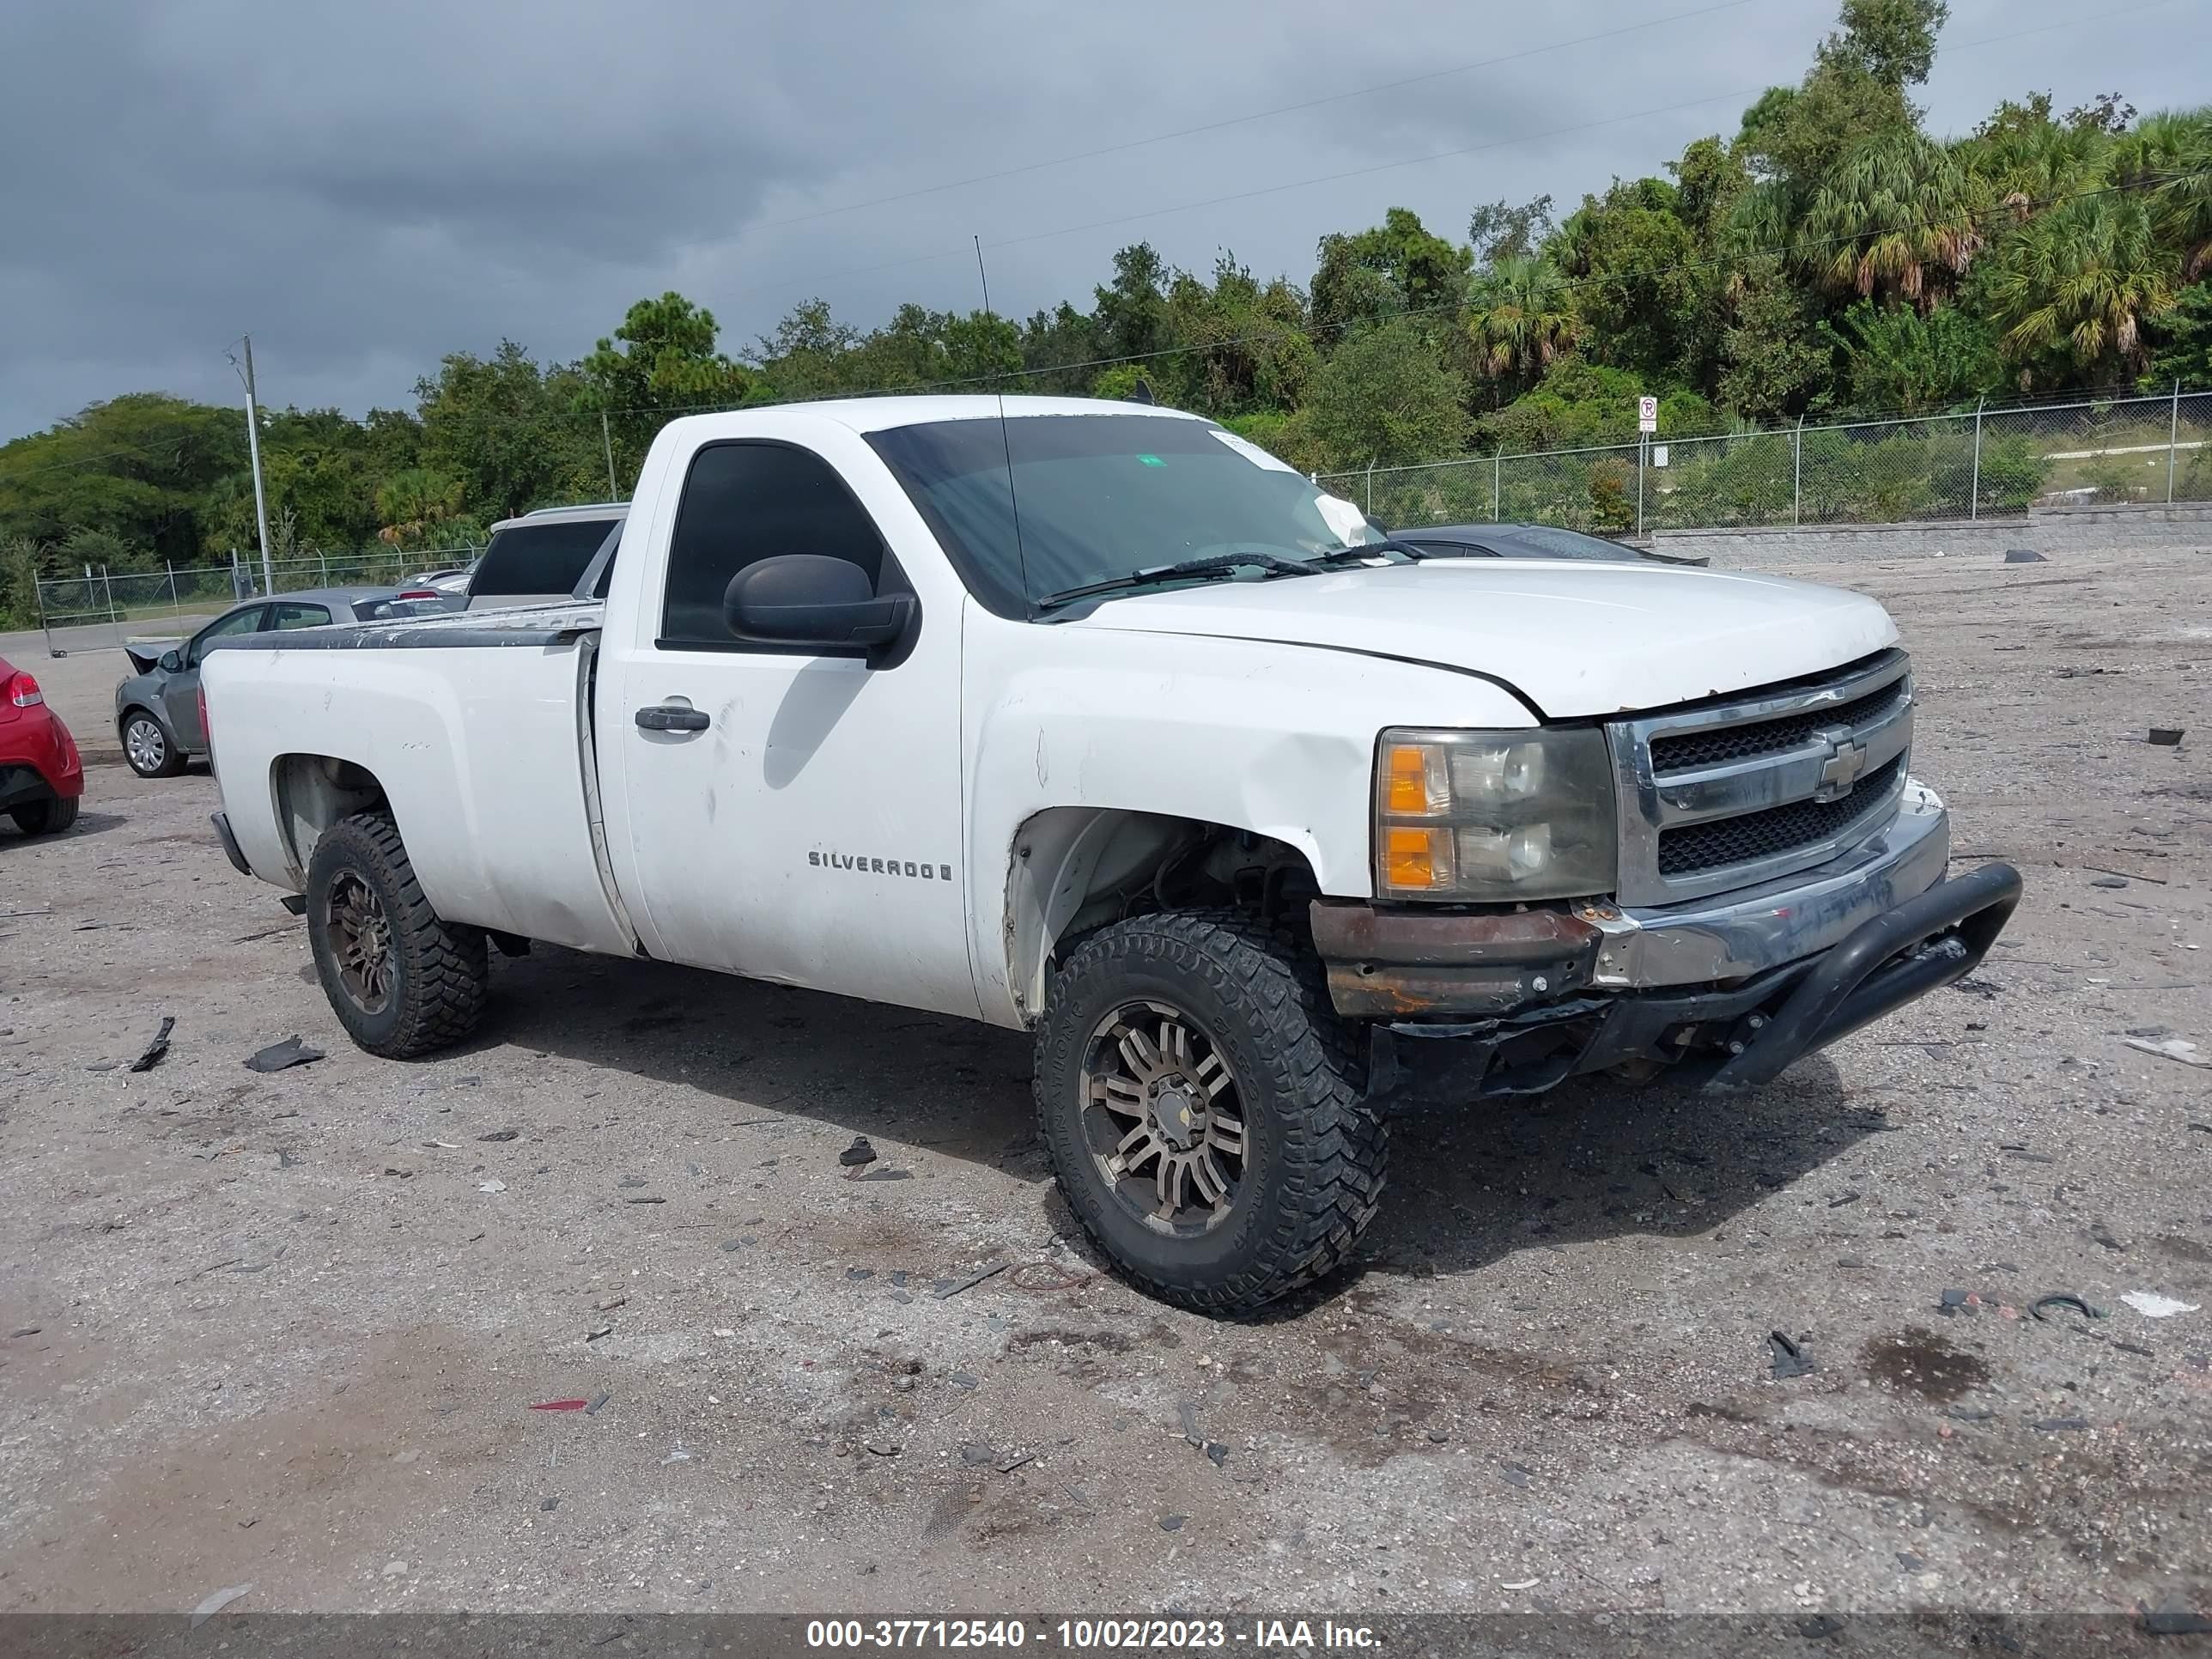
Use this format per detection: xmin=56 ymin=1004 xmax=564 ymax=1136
xmin=0 ymin=653 xmax=84 ymax=836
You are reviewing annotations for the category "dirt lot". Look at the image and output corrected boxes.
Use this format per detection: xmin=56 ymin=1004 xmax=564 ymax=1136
xmin=2 ymin=546 xmax=2209 ymax=1621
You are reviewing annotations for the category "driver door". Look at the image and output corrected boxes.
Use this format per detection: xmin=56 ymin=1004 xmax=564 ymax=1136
xmin=599 ymin=437 xmax=976 ymax=1020
xmin=167 ymin=603 xmax=267 ymax=749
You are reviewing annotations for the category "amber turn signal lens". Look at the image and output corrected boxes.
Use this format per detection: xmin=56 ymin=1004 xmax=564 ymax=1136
xmin=1384 ymin=743 xmax=1435 ymax=816
xmin=1382 ymin=826 xmax=1448 ymax=890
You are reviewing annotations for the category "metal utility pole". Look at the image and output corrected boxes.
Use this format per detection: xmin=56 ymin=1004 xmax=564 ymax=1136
xmin=1968 ymin=397 xmax=1985 ymax=522
xmin=601 ymin=410 xmax=620 ymax=500
xmin=2170 ymin=380 xmax=2183 ymax=506
xmin=1792 ymin=416 xmax=1804 ymax=527
xmin=237 ymin=337 xmax=276 ymax=597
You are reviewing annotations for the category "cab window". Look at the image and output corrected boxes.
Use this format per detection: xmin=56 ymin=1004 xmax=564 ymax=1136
xmin=270 ymin=602 xmax=333 ymax=629
xmin=659 ymin=441 xmax=888 ymax=648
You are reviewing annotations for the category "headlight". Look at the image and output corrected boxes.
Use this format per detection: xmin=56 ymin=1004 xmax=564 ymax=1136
xmin=1374 ymin=727 xmax=1618 ymax=902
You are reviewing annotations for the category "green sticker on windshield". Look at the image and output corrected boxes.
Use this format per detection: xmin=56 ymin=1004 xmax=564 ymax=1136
xmin=1137 ymin=453 xmax=1165 ymax=467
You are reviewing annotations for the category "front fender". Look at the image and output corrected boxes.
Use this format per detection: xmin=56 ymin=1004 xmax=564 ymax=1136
xmin=959 ymin=604 xmax=1535 ymax=1026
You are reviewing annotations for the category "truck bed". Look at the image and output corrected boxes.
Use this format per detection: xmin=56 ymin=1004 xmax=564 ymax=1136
xmin=202 ymin=599 xmax=634 ymax=957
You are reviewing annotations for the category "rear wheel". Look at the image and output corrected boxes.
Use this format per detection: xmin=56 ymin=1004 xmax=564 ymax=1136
xmin=122 ymin=712 xmax=184 ymax=778
xmin=1034 ymin=911 xmax=1387 ymax=1316
xmin=9 ymin=795 xmax=79 ymax=836
xmin=306 ymin=811 xmax=488 ymax=1058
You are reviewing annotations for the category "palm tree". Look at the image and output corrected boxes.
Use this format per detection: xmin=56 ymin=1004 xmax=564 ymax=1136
xmin=1967 ymin=120 xmax=2103 ymax=223
xmin=1464 ymin=258 xmax=1580 ymax=383
xmin=375 ymin=470 xmax=465 ymax=550
xmin=2108 ymin=107 xmax=2212 ymax=276
xmin=1980 ymin=191 xmax=2179 ymax=379
xmin=1802 ymin=132 xmax=1990 ymax=309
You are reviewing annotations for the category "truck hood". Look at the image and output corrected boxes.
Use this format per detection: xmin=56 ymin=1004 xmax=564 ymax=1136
xmin=1059 ymin=559 xmax=1898 ymax=719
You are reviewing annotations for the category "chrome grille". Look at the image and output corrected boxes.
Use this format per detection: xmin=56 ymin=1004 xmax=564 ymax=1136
xmin=1658 ymin=756 xmax=1904 ymax=875
xmin=1608 ymin=650 xmax=1913 ymax=907
xmin=1649 ymin=677 xmax=1908 ymax=773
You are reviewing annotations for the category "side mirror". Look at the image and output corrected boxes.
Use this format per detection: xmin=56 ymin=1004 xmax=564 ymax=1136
xmin=159 ymin=649 xmax=184 ymax=673
xmin=725 ymin=556 xmax=915 ymax=663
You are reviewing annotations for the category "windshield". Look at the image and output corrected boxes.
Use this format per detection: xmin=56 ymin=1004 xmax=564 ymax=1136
xmin=866 ymin=414 xmax=1382 ymax=615
xmin=1483 ymin=525 xmax=1644 ymax=562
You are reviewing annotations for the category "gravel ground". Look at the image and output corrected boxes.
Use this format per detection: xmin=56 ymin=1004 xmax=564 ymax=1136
xmin=1 ymin=545 xmax=2208 ymax=1620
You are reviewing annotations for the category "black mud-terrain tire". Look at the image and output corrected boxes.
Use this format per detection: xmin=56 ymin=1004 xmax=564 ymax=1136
xmin=306 ymin=811 xmax=488 ymax=1059
xmin=9 ymin=795 xmax=80 ymax=836
xmin=1034 ymin=910 xmax=1386 ymax=1316
xmin=121 ymin=709 xmax=185 ymax=778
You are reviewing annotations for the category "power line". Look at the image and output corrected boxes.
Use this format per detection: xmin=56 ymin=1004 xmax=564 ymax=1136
xmin=752 ymin=0 xmax=1785 ymax=232
xmin=712 ymin=0 xmax=2185 ymax=309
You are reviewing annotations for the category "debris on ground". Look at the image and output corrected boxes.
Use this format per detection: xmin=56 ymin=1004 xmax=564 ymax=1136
xmin=997 ymin=1451 xmax=1036 ymax=1474
xmin=2002 ymin=549 xmax=2045 ymax=564
xmin=1178 ymin=1401 xmax=1202 ymax=1446
xmin=478 ymin=1128 xmax=520 ymax=1142
xmin=2091 ymin=876 xmax=2129 ymax=889
xmin=839 ymin=1136 xmax=877 ymax=1171
xmin=2033 ymin=1416 xmax=2090 ymax=1431
xmin=592 ymin=1295 xmax=626 ymax=1312
xmin=585 ymin=1322 xmax=613 ymax=1342
xmin=933 ymin=1261 xmax=1008 ymax=1300
xmin=127 ymin=1015 xmax=174 ymax=1073
xmin=528 ymin=1398 xmax=589 ymax=1412
xmin=2120 ymin=1292 xmax=2201 ymax=1319
xmin=539 ymin=1498 xmax=558 ymax=1512
xmin=2148 ymin=727 xmax=2185 ymax=747
xmin=1158 ymin=1515 xmax=1187 ymax=1532
xmin=585 ymin=1391 xmax=612 ymax=1415
xmin=189 ymin=1583 xmax=254 ymax=1627
xmin=1206 ymin=1442 xmax=1230 ymax=1467
xmin=2031 ymin=1294 xmax=2107 ymax=1323
xmin=2124 ymin=1036 xmax=2209 ymax=1068
xmin=1939 ymin=1290 xmax=1978 ymax=1317
xmin=244 ymin=1036 xmax=324 ymax=1073
xmin=625 ymin=1194 xmax=666 ymax=1204
xmin=477 ymin=1179 xmax=506 ymax=1194
xmin=2140 ymin=1595 xmax=2212 ymax=1636
xmin=1767 ymin=1330 xmax=1816 ymax=1378
xmin=959 ymin=1441 xmax=997 ymax=1468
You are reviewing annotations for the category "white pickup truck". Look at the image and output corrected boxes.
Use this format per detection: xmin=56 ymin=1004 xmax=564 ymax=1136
xmin=202 ymin=395 xmax=2021 ymax=1313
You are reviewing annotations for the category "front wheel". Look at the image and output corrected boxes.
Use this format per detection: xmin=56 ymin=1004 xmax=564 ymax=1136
xmin=122 ymin=711 xmax=185 ymax=778
xmin=1034 ymin=911 xmax=1386 ymax=1316
xmin=306 ymin=811 xmax=488 ymax=1058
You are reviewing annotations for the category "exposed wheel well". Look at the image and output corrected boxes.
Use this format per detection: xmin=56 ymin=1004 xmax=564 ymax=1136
xmin=272 ymin=754 xmax=391 ymax=884
xmin=1005 ymin=807 xmax=1322 ymax=1021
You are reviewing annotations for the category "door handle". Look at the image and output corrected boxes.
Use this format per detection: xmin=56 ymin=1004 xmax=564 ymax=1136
xmin=635 ymin=703 xmax=710 ymax=732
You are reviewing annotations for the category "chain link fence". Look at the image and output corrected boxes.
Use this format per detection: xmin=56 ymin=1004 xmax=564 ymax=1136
xmin=1323 ymin=386 xmax=2212 ymax=537
xmin=28 ymin=544 xmax=478 ymax=657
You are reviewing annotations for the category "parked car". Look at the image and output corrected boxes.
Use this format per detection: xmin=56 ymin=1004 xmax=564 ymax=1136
xmin=0 ymin=653 xmax=84 ymax=836
xmin=404 ymin=561 xmax=479 ymax=611
xmin=1389 ymin=521 xmax=1709 ymax=565
xmin=464 ymin=504 xmax=624 ymax=611
xmin=115 ymin=587 xmax=422 ymax=779
xmin=203 ymin=396 xmax=2021 ymax=1315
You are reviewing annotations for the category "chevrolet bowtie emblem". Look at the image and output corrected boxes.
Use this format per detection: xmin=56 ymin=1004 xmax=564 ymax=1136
xmin=1814 ymin=728 xmax=1868 ymax=801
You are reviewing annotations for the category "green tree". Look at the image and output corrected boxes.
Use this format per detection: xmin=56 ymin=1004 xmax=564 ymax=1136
xmin=1551 ymin=179 xmax=1710 ymax=381
xmin=1468 ymin=195 xmax=1555 ymax=264
xmin=1979 ymin=191 xmax=2178 ymax=380
xmin=0 ymin=393 xmax=246 ymax=566
xmin=1831 ymin=300 xmax=2004 ymax=410
xmin=1802 ymin=131 xmax=1987 ymax=307
xmin=416 ymin=342 xmax=602 ymax=521
xmin=1717 ymin=258 xmax=1833 ymax=420
xmin=2109 ymin=107 xmax=2212 ymax=276
xmin=1465 ymin=258 xmax=1580 ymax=392
xmin=2143 ymin=280 xmax=2212 ymax=385
xmin=1298 ymin=319 xmax=1466 ymax=471
xmin=579 ymin=292 xmax=753 ymax=483
xmin=374 ymin=469 xmax=467 ymax=550
xmin=1740 ymin=0 xmax=1949 ymax=187
xmin=1310 ymin=209 xmax=1470 ymax=337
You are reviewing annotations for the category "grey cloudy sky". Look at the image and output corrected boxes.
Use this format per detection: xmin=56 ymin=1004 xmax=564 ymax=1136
xmin=2 ymin=0 xmax=2203 ymax=441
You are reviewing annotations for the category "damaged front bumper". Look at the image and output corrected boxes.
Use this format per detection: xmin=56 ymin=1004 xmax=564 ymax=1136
xmin=1310 ymin=783 xmax=2022 ymax=1101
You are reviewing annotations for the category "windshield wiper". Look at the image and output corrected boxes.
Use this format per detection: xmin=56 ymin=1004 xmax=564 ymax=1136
xmin=1037 ymin=551 xmax=1322 ymax=608
xmin=1303 ymin=538 xmax=1432 ymax=566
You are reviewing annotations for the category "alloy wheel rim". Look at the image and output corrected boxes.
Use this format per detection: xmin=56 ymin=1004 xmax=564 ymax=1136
xmin=1079 ymin=999 xmax=1248 ymax=1237
xmin=127 ymin=720 xmax=163 ymax=771
xmin=326 ymin=872 xmax=394 ymax=1014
